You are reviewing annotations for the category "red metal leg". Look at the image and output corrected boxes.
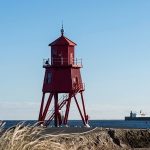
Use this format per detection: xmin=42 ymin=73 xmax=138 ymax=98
xmin=63 ymin=101 xmax=69 ymax=124
xmin=41 ymin=93 xmax=53 ymax=121
xmin=58 ymin=111 xmax=62 ymax=125
xmin=74 ymin=94 xmax=86 ymax=125
xmin=38 ymin=93 xmax=45 ymax=121
xmin=80 ymin=92 xmax=88 ymax=123
xmin=54 ymin=93 xmax=59 ymax=127
xmin=63 ymin=94 xmax=72 ymax=125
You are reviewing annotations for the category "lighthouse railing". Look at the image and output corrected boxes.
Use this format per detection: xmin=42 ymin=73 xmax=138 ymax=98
xmin=43 ymin=58 xmax=82 ymax=67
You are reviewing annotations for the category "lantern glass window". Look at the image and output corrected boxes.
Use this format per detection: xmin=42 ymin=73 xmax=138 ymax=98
xmin=47 ymin=72 xmax=52 ymax=83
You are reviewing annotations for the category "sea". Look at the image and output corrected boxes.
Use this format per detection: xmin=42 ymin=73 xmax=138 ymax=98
xmin=3 ymin=120 xmax=150 ymax=129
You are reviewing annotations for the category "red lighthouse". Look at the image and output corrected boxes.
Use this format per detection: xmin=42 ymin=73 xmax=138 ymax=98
xmin=38 ymin=27 xmax=89 ymax=127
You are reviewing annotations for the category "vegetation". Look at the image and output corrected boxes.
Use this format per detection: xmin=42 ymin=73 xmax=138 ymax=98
xmin=0 ymin=123 xmax=150 ymax=150
xmin=0 ymin=123 xmax=63 ymax=150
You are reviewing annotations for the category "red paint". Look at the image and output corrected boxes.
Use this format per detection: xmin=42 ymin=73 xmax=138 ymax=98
xmin=38 ymin=28 xmax=89 ymax=127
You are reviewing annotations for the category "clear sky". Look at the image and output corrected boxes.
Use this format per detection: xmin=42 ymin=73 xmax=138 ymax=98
xmin=0 ymin=0 xmax=150 ymax=120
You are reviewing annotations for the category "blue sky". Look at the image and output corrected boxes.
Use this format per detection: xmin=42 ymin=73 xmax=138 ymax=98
xmin=0 ymin=0 xmax=150 ymax=120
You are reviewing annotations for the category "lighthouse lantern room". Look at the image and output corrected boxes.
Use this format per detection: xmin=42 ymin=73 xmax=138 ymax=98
xmin=38 ymin=26 xmax=89 ymax=127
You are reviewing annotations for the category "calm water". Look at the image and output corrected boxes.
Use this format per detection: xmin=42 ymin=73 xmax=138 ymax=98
xmin=3 ymin=120 xmax=150 ymax=129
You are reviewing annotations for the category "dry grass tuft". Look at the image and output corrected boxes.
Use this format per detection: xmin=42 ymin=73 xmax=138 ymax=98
xmin=0 ymin=123 xmax=64 ymax=150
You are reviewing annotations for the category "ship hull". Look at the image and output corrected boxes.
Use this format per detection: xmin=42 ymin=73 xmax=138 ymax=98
xmin=125 ymin=117 xmax=150 ymax=121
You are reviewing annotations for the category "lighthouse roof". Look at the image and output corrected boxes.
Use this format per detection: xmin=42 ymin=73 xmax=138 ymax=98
xmin=49 ymin=35 xmax=77 ymax=46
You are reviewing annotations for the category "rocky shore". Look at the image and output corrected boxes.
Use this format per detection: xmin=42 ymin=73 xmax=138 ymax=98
xmin=1 ymin=124 xmax=150 ymax=150
xmin=42 ymin=127 xmax=150 ymax=150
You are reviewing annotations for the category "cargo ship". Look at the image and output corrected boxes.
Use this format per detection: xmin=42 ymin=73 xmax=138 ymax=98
xmin=125 ymin=111 xmax=150 ymax=121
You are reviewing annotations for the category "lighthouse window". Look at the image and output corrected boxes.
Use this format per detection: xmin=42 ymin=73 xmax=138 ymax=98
xmin=52 ymin=49 xmax=57 ymax=56
xmin=47 ymin=72 xmax=52 ymax=83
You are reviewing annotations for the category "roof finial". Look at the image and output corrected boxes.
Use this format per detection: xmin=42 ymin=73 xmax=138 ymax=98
xmin=61 ymin=21 xmax=64 ymax=36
